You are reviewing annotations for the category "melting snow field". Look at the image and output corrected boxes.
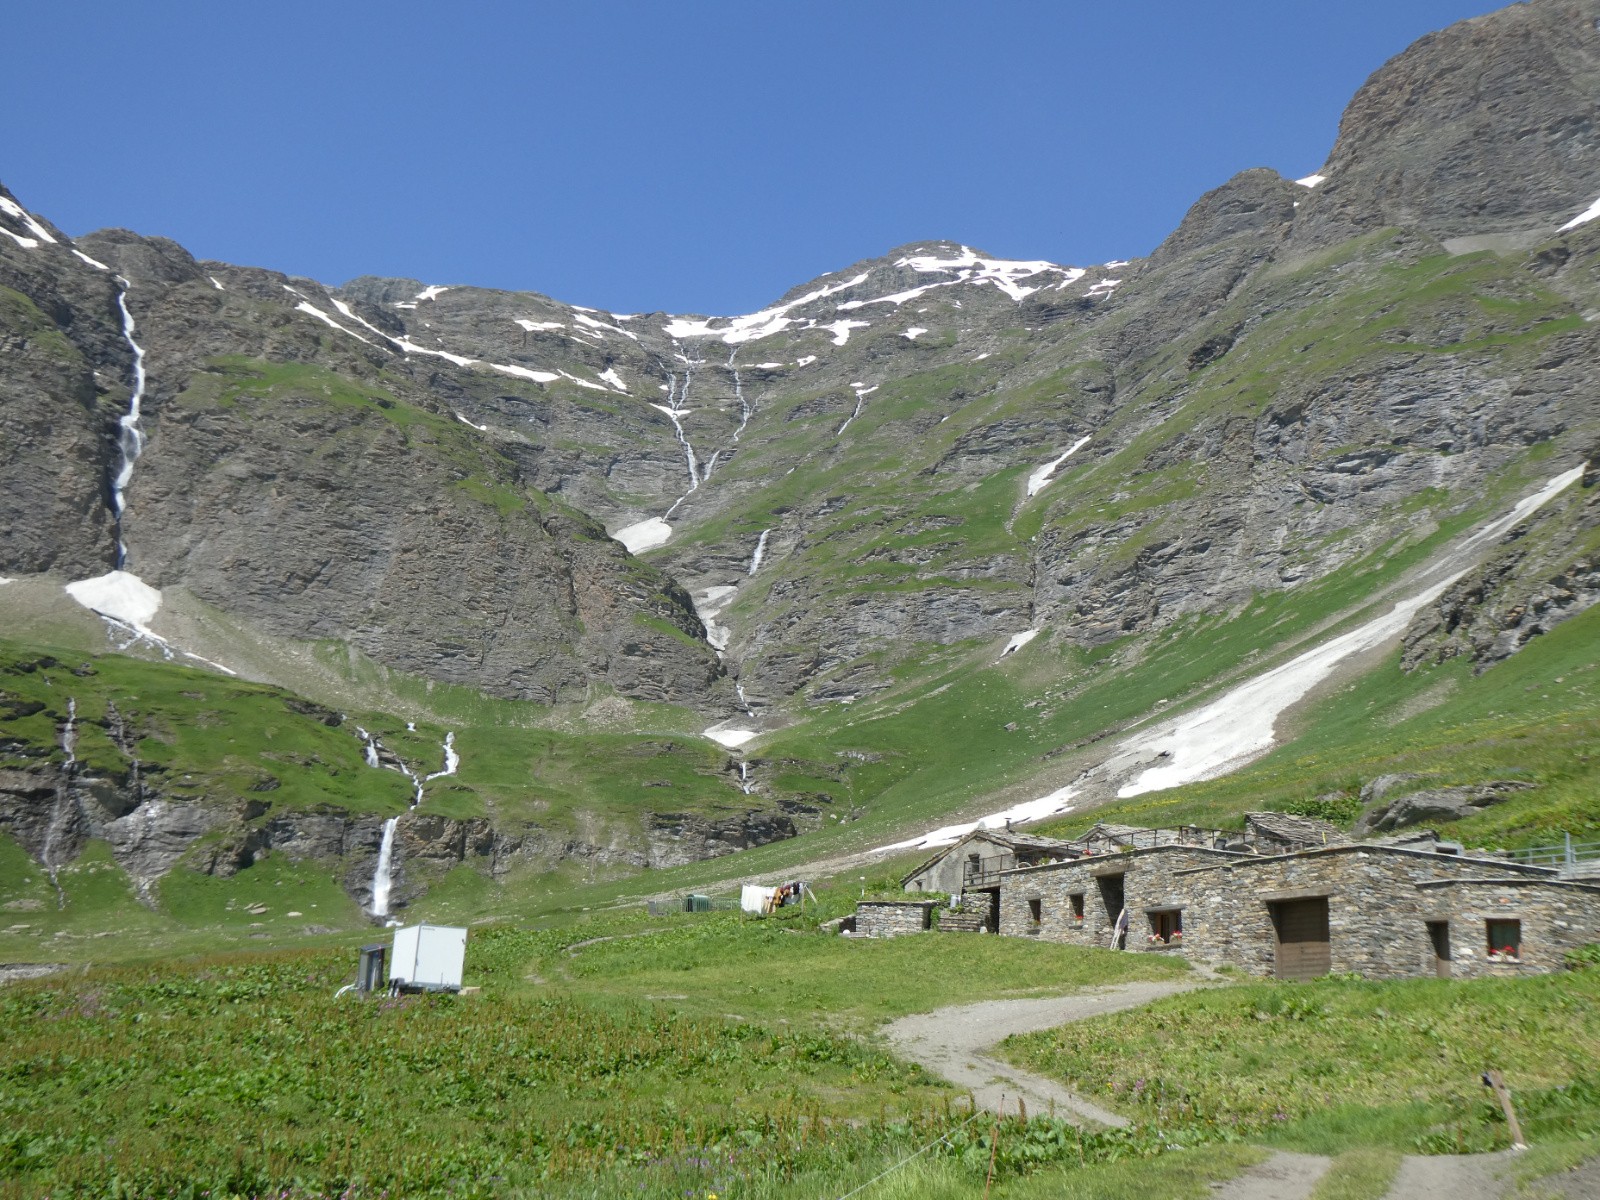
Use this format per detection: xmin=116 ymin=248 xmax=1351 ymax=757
xmin=877 ymin=466 xmax=1584 ymax=853
xmin=65 ymin=570 xmax=162 ymax=629
xmin=63 ymin=570 xmax=237 ymax=675
xmin=999 ymin=630 xmax=1039 ymax=659
xmin=705 ymin=727 xmax=758 ymax=749
xmin=613 ymin=518 xmax=672 ymax=553
xmin=1296 ymin=172 xmax=1328 ymax=188
xmin=1026 ymin=435 xmax=1091 ymax=496
xmin=1560 ymin=194 xmax=1600 ymax=233
xmin=664 ymin=273 xmax=869 ymax=345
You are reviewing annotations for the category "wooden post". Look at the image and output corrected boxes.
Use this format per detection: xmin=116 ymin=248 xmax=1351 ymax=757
xmin=983 ymin=1096 xmax=1003 ymax=1200
xmin=1482 ymin=1070 xmax=1527 ymax=1150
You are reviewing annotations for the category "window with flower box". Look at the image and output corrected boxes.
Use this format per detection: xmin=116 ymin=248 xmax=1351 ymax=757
xmin=1486 ymin=918 xmax=1521 ymax=961
xmin=1147 ymin=909 xmax=1182 ymax=946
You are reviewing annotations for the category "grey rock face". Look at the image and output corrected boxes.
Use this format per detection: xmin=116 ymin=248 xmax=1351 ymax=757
xmin=1356 ymin=780 xmax=1536 ymax=834
xmin=1294 ymin=0 xmax=1600 ymax=247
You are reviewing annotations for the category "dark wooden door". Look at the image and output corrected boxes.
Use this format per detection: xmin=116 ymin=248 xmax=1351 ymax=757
xmin=1272 ymin=899 xmax=1331 ymax=980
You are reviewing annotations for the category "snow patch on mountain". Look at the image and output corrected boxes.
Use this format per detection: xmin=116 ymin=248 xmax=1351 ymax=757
xmin=1559 ymin=194 xmax=1600 ymax=232
xmin=416 ymin=285 xmax=450 ymax=301
xmin=1026 ymin=435 xmax=1090 ymax=496
xmin=614 ymin=518 xmax=672 ymax=553
xmin=704 ymin=727 xmax=758 ymax=749
xmin=295 ymin=301 xmax=374 ymax=345
xmin=999 ymin=630 xmax=1039 ymax=659
xmin=904 ymin=327 xmax=928 ymax=340
xmin=491 ymin=362 xmax=559 ymax=383
xmin=1295 ymin=172 xmax=1327 ymax=189
xmin=663 ymin=272 xmax=869 ymax=345
xmin=894 ymin=246 xmax=1081 ymax=302
xmin=515 ymin=318 xmax=564 ymax=332
xmin=0 ymin=195 xmax=56 ymax=245
xmin=823 ymin=319 xmax=869 ymax=346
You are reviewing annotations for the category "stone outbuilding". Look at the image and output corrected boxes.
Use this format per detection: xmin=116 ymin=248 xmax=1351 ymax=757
xmin=854 ymin=899 xmax=938 ymax=938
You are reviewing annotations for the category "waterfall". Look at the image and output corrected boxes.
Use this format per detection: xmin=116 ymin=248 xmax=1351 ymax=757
xmin=728 ymin=348 xmax=753 ymax=442
xmin=110 ymin=283 xmax=149 ymax=568
xmin=747 ymin=529 xmax=770 ymax=576
xmin=371 ymin=817 xmax=399 ymax=918
xmin=836 ymin=383 xmax=876 ymax=437
xmin=736 ymin=682 xmax=755 ymax=715
xmin=739 ymin=761 xmax=754 ymax=796
xmin=355 ymin=726 xmax=381 ymax=768
xmin=60 ymin=698 xmax=77 ymax=766
xmin=425 ymin=732 xmax=459 ymax=781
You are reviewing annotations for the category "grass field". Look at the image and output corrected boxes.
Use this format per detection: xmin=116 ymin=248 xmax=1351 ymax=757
xmin=0 ymin=913 xmax=1212 ymax=1200
xmin=1004 ymin=971 xmax=1600 ymax=1155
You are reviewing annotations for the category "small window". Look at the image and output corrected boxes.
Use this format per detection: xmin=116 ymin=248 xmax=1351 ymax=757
xmin=1027 ymin=898 xmax=1042 ymax=925
xmin=1486 ymin=919 xmax=1521 ymax=959
xmin=1148 ymin=910 xmax=1182 ymax=945
xmin=1070 ymin=893 xmax=1085 ymax=920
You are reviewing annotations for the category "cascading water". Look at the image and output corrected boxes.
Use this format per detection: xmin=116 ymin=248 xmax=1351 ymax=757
xmin=736 ymin=682 xmax=755 ymax=715
xmin=738 ymin=761 xmax=754 ymax=796
xmin=424 ymin=732 xmax=459 ymax=781
xmin=728 ymin=348 xmax=753 ymax=441
xmin=109 ymin=282 xmax=148 ymax=568
xmin=371 ymin=816 xmax=399 ymax=918
xmin=747 ymin=530 xmax=770 ymax=576
xmin=355 ymin=725 xmax=381 ymax=768
xmin=60 ymin=698 xmax=77 ymax=766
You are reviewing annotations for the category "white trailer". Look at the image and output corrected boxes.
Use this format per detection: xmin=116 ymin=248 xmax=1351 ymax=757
xmin=389 ymin=923 xmax=467 ymax=992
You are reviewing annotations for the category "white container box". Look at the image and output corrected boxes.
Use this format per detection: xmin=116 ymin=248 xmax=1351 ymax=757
xmin=389 ymin=923 xmax=467 ymax=991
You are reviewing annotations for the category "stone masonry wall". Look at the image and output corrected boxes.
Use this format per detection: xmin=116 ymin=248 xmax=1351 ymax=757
xmin=937 ymin=910 xmax=987 ymax=933
xmin=856 ymin=900 xmax=936 ymax=938
xmin=1176 ymin=848 xmax=1577 ymax=980
xmin=999 ymin=846 xmax=1242 ymax=949
xmin=1417 ymin=879 xmax=1600 ymax=978
xmin=995 ymin=843 xmax=1599 ymax=980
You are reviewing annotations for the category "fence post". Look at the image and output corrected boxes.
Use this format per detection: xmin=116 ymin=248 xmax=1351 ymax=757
xmin=1566 ymin=832 xmax=1574 ymax=868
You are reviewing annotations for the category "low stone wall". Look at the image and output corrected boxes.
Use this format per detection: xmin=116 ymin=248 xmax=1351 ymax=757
xmin=855 ymin=900 xmax=936 ymax=938
xmin=937 ymin=910 xmax=986 ymax=933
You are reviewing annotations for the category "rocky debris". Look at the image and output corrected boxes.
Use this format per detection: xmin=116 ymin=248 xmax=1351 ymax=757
xmin=1355 ymin=780 xmax=1536 ymax=834
xmin=0 ymin=963 xmax=67 ymax=986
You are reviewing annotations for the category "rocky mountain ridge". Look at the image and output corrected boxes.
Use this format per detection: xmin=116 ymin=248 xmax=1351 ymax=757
xmin=3 ymin=0 xmax=1600 ymax=919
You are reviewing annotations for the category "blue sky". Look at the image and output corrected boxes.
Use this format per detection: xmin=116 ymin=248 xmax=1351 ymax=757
xmin=4 ymin=1 xmax=1504 ymax=314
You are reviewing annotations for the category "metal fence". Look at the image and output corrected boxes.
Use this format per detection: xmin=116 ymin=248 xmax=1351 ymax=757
xmin=645 ymin=894 xmax=742 ymax=916
xmin=1502 ymin=834 xmax=1600 ymax=868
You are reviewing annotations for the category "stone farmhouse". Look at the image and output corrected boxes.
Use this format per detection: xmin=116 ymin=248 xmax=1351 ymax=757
xmin=865 ymin=819 xmax=1600 ymax=980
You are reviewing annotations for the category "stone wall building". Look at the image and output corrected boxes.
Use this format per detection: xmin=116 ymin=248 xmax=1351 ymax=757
xmin=993 ymin=841 xmax=1600 ymax=979
xmin=900 ymin=831 xmax=1074 ymax=895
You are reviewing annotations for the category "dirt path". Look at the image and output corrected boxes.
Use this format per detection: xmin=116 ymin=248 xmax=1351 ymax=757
xmin=1213 ymin=1151 xmax=1331 ymax=1200
xmin=881 ymin=978 xmax=1208 ymax=1125
xmin=1383 ymin=1151 xmax=1517 ymax=1199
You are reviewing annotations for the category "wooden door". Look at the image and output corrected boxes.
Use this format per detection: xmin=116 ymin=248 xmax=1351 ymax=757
xmin=1272 ymin=899 xmax=1331 ymax=980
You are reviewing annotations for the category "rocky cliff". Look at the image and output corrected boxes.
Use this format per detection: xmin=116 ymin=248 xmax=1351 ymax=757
xmin=4 ymin=0 xmax=1600 ymax=912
